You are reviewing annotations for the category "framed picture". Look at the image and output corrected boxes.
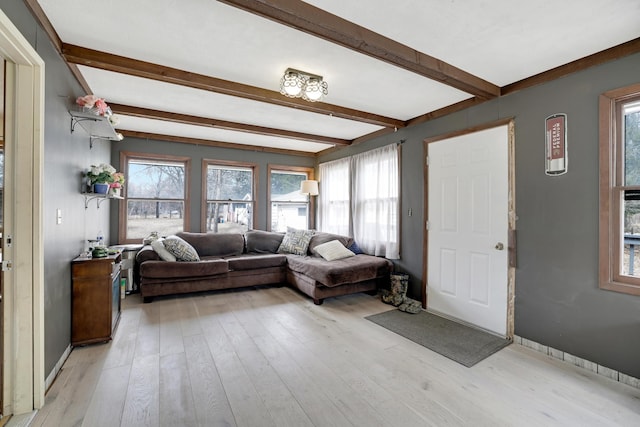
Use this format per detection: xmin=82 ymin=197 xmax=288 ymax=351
xmin=545 ymin=113 xmax=567 ymax=175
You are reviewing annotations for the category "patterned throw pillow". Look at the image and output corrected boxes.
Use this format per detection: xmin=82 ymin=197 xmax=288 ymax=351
xmin=277 ymin=228 xmax=315 ymax=256
xmin=151 ymin=238 xmax=177 ymax=262
xmin=162 ymin=235 xmax=200 ymax=262
xmin=314 ymin=240 xmax=355 ymax=261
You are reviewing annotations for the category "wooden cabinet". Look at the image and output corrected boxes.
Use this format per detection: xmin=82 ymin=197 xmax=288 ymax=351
xmin=71 ymin=252 xmax=122 ymax=345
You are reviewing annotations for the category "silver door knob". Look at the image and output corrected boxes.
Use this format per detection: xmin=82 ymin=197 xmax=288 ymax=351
xmin=495 ymin=242 xmax=504 ymax=250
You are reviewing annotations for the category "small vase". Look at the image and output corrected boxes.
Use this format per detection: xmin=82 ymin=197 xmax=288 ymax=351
xmin=93 ymin=183 xmax=109 ymax=194
xmin=110 ymin=187 xmax=121 ymax=197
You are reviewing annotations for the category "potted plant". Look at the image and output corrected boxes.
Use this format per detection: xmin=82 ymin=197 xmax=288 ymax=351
xmin=86 ymin=163 xmax=116 ymax=194
xmin=109 ymin=172 xmax=125 ymax=197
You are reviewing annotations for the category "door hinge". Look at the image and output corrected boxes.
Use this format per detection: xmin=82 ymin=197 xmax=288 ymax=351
xmin=426 ymin=220 xmax=430 ymax=230
xmin=2 ymin=260 xmax=13 ymax=271
xmin=425 ymin=155 xmax=429 ymax=165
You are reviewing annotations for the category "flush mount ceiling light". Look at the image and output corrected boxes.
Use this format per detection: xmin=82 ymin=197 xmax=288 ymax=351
xmin=279 ymin=68 xmax=328 ymax=102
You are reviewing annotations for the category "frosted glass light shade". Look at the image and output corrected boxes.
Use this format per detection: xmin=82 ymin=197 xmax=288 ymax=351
xmin=300 ymin=180 xmax=319 ymax=196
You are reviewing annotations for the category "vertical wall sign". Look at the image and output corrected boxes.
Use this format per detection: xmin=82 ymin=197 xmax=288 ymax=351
xmin=545 ymin=113 xmax=568 ymax=175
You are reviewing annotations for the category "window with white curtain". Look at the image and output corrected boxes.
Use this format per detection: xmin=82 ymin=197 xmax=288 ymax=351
xmin=318 ymin=144 xmax=400 ymax=259
xmin=318 ymin=158 xmax=350 ymax=236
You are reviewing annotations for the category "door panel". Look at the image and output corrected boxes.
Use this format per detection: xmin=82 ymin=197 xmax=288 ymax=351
xmin=427 ymin=125 xmax=509 ymax=336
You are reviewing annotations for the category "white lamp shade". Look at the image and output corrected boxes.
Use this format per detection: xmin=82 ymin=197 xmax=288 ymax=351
xmin=300 ymin=180 xmax=319 ymax=196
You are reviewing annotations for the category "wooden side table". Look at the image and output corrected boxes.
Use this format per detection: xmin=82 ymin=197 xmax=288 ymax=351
xmin=71 ymin=252 xmax=122 ymax=346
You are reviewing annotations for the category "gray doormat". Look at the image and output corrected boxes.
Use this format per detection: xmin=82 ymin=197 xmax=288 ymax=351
xmin=365 ymin=309 xmax=511 ymax=367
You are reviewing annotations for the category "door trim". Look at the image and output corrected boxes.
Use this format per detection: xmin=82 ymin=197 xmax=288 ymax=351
xmin=422 ymin=118 xmax=516 ymax=338
xmin=0 ymin=10 xmax=45 ymax=414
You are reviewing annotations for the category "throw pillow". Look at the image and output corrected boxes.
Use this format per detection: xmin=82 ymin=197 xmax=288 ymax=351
xmin=163 ymin=235 xmax=200 ymax=262
xmin=348 ymin=241 xmax=364 ymax=255
xmin=314 ymin=239 xmax=355 ymax=261
xmin=277 ymin=228 xmax=315 ymax=256
xmin=151 ymin=239 xmax=177 ymax=262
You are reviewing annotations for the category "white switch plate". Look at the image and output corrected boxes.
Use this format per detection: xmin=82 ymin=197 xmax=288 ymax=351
xmin=56 ymin=208 xmax=62 ymax=224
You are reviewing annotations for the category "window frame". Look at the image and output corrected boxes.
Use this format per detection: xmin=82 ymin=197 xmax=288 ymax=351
xmin=201 ymin=159 xmax=257 ymax=233
xmin=118 ymin=151 xmax=191 ymax=244
xmin=599 ymin=82 xmax=640 ymax=296
xmin=268 ymin=165 xmax=315 ymax=232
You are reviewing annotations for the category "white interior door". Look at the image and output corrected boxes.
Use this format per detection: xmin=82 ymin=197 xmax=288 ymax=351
xmin=427 ymin=125 xmax=509 ymax=336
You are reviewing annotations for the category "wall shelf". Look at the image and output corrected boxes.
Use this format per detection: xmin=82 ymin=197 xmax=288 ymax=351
xmin=69 ymin=110 xmax=120 ymax=149
xmin=82 ymin=193 xmax=124 ymax=209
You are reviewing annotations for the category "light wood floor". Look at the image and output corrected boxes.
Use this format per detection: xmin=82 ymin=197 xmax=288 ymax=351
xmin=31 ymin=286 xmax=640 ymax=427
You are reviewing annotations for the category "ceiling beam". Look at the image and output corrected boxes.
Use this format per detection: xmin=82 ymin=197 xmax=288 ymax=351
xmin=502 ymin=37 xmax=640 ymax=95
xmin=218 ymin=0 xmax=500 ymax=100
xmin=110 ymin=103 xmax=349 ymax=146
xmin=61 ymin=44 xmax=404 ymax=129
xmin=119 ymin=130 xmax=317 ymax=157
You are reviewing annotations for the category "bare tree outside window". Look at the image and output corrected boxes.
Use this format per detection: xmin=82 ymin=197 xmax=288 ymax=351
xmin=124 ymin=157 xmax=188 ymax=241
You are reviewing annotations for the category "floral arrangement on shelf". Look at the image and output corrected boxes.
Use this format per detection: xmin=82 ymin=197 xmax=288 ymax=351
xmin=76 ymin=94 xmax=112 ymax=116
xmin=86 ymin=163 xmax=116 ymax=185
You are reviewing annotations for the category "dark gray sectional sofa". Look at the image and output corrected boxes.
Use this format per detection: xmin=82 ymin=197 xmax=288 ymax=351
xmin=135 ymin=230 xmax=393 ymax=305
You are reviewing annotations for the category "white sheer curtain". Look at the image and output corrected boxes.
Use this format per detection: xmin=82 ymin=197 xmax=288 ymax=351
xmin=351 ymin=144 xmax=400 ymax=259
xmin=318 ymin=158 xmax=350 ymax=236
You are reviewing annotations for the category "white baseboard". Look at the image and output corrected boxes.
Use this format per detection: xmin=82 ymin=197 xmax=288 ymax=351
xmin=514 ymin=335 xmax=640 ymax=389
xmin=44 ymin=345 xmax=72 ymax=392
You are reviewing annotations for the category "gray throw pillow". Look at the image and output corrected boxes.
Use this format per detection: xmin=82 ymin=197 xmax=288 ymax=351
xmin=163 ymin=235 xmax=200 ymax=262
xmin=277 ymin=228 xmax=315 ymax=256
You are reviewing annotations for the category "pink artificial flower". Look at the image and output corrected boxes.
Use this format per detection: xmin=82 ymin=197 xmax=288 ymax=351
xmin=76 ymin=94 xmax=99 ymax=108
xmin=94 ymin=98 xmax=109 ymax=116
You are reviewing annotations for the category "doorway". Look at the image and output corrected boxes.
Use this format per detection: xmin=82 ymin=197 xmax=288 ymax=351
xmin=423 ymin=120 xmax=515 ymax=337
xmin=0 ymin=9 xmax=45 ymax=417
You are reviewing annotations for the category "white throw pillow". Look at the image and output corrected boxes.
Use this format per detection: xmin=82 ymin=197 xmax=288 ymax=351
xmin=313 ymin=239 xmax=355 ymax=261
xmin=151 ymin=239 xmax=177 ymax=262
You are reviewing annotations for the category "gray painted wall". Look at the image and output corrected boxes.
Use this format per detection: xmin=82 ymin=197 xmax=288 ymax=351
xmin=319 ymin=53 xmax=640 ymax=378
xmin=5 ymin=0 xmax=640 ymax=381
xmin=3 ymin=1 xmax=113 ymax=375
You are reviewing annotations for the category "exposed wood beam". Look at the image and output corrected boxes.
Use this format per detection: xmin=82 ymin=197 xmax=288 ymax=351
xmin=119 ymin=130 xmax=317 ymax=157
xmin=61 ymin=44 xmax=404 ymax=129
xmin=406 ymin=97 xmax=486 ymax=127
xmin=110 ymin=103 xmax=349 ymax=146
xmin=218 ymin=0 xmax=500 ymax=100
xmin=502 ymin=37 xmax=640 ymax=95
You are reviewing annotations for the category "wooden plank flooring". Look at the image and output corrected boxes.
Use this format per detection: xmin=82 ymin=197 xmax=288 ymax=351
xmin=31 ymin=286 xmax=640 ymax=427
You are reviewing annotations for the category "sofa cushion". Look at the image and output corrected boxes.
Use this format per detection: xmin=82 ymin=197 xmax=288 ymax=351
xmin=163 ymin=236 xmax=200 ymax=261
xmin=277 ymin=228 xmax=315 ymax=256
xmin=285 ymin=254 xmax=392 ymax=287
xmin=308 ymin=232 xmax=354 ymax=256
xmin=151 ymin=239 xmax=177 ymax=262
xmin=245 ymin=230 xmax=285 ymax=254
xmin=140 ymin=259 xmax=228 ymax=279
xmin=227 ymin=254 xmax=287 ymax=270
xmin=314 ymin=240 xmax=355 ymax=261
xmin=176 ymin=232 xmax=244 ymax=257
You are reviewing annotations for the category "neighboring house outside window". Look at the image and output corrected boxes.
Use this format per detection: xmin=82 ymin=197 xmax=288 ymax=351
xmin=202 ymin=160 xmax=256 ymax=233
xmin=269 ymin=165 xmax=314 ymax=232
xmin=120 ymin=152 xmax=190 ymax=243
xmin=599 ymin=82 xmax=640 ymax=296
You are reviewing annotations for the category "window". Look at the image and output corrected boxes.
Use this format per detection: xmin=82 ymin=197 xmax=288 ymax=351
xmin=318 ymin=144 xmax=400 ymax=259
xmin=269 ymin=166 xmax=314 ymax=232
xmin=120 ymin=153 xmax=190 ymax=243
xmin=599 ymin=83 xmax=640 ymax=296
xmin=318 ymin=158 xmax=350 ymax=236
xmin=203 ymin=161 xmax=255 ymax=233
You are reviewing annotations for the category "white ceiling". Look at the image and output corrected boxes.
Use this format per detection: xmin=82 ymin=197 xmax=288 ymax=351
xmin=36 ymin=0 xmax=640 ymax=154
